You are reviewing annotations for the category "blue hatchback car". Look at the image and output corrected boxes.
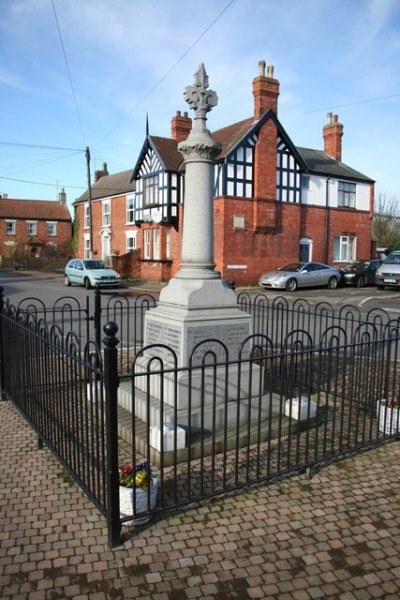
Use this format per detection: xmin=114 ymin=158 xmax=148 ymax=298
xmin=64 ymin=259 xmax=121 ymax=289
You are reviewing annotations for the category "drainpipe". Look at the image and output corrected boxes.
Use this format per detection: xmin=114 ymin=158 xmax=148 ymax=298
xmin=324 ymin=177 xmax=331 ymax=264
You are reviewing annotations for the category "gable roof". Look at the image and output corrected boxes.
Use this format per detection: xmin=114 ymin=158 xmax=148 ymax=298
xmin=75 ymin=169 xmax=135 ymax=204
xmin=131 ymin=136 xmax=183 ymax=181
xmin=0 ymin=199 xmax=71 ymax=221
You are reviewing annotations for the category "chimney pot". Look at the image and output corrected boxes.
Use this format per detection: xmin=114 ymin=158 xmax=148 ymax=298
xmin=267 ymin=64 xmax=274 ymax=78
xmin=258 ymin=60 xmax=266 ymax=76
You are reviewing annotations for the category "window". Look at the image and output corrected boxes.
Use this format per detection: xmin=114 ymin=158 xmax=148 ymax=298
xmin=144 ymin=229 xmax=151 ymax=259
xmin=126 ymin=231 xmax=137 ymax=253
xmin=153 ymin=229 xmax=160 ymax=260
xmin=144 ymin=175 xmax=158 ymax=206
xmin=84 ymin=235 xmax=91 ymax=258
xmin=26 ymin=221 xmax=37 ymax=236
xmin=126 ymin=196 xmax=135 ymax=224
xmin=102 ymin=200 xmax=111 ymax=226
xmin=333 ymin=235 xmax=356 ymax=262
xmin=84 ymin=203 xmax=90 ymax=228
xmin=165 ymin=229 xmax=172 ymax=259
xmin=301 ymin=175 xmax=310 ymax=190
xmin=338 ymin=181 xmax=356 ymax=208
xmin=47 ymin=222 xmax=57 ymax=236
xmin=5 ymin=220 xmax=16 ymax=235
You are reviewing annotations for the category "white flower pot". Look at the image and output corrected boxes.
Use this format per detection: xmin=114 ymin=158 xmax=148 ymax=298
xmin=376 ymin=400 xmax=400 ymax=435
xmin=119 ymin=478 xmax=158 ymax=525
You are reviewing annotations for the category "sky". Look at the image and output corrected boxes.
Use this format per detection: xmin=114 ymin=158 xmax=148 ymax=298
xmin=1 ymin=0 xmax=400 ymax=215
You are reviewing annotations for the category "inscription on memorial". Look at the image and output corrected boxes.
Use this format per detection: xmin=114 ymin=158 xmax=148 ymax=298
xmin=146 ymin=321 xmax=182 ymax=361
xmin=187 ymin=322 xmax=250 ymax=363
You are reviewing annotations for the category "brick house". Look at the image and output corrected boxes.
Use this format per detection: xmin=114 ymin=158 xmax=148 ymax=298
xmin=0 ymin=190 xmax=72 ymax=264
xmin=74 ymin=61 xmax=374 ymax=285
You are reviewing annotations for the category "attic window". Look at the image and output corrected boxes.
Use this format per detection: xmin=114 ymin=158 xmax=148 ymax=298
xmin=233 ymin=214 xmax=245 ymax=230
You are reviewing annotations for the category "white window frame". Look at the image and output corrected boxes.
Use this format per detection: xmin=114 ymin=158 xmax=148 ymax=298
xmin=126 ymin=196 xmax=135 ymax=224
xmin=84 ymin=235 xmax=91 ymax=259
xmin=5 ymin=220 xmax=16 ymax=235
xmin=333 ymin=235 xmax=356 ymax=262
xmin=126 ymin=231 xmax=137 ymax=253
xmin=144 ymin=229 xmax=151 ymax=259
xmin=47 ymin=221 xmax=57 ymax=236
xmin=165 ymin=229 xmax=172 ymax=260
xmin=84 ymin=203 xmax=90 ymax=228
xmin=153 ymin=228 xmax=160 ymax=260
xmin=26 ymin=220 xmax=37 ymax=236
xmin=102 ymin=200 xmax=111 ymax=226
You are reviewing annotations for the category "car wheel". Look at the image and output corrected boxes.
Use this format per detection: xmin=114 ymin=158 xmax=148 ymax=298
xmin=285 ymin=278 xmax=298 ymax=292
xmin=84 ymin=277 xmax=92 ymax=290
xmin=64 ymin=275 xmax=71 ymax=287
xmin=377 ymin=285 xmax=385 ymax=290
xmin=356 ymin=276 xmax=366 ymax=288
xmin=327 ymin=276 xmax=338 ymax=289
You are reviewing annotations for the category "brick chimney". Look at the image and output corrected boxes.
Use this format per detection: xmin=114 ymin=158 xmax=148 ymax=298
xmin=323 ymin=113 xmax=343 ymax=161
xmin=252 ymin=60 xmax=280 ymax=119
xmin=58 ymin=187 xmax=67 ymax=205
xmin=95 ymin=162 xmax=109 ymax=182
xmin=171 ymin=111 xmax=192 ymax=142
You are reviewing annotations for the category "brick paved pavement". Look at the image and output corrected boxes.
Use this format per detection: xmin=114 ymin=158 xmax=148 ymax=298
xmin=1 ymin=401 xmax=400 ymax=600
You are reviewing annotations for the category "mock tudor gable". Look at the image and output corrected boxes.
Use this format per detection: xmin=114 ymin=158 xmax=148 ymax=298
xmin=73 ymin=60 xmax=374 ymax=285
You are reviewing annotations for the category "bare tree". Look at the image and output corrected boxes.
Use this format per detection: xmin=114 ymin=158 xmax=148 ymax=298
xmin=372 ymin=193 xmax=400 ymax=250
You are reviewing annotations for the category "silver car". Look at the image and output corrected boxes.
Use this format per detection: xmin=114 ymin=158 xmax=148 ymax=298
xmin=259 ymin=261 xmax=341 ymax=292
xmin=64 ymin=259 xmax=121 ymax=289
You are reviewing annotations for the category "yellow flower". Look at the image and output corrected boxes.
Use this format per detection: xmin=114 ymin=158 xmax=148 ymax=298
xmin=135 ymin=472 xmax=146 ymax=488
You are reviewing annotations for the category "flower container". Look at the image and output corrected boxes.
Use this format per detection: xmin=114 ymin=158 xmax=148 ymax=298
xmin=119 ymin=477 xmax=158 ymax=525
xmin=285 ymin=396 xmax=317 ymax=421
xmin=376 ymin=399 xmax=400 ymax=435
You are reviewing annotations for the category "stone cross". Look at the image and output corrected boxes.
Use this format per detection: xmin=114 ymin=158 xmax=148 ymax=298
xmin=183 ymin=63 xmax=218 ymax=126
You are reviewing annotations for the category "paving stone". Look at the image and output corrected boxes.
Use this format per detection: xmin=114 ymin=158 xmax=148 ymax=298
xmin=2 ymin=401 xmax=400 ymax=599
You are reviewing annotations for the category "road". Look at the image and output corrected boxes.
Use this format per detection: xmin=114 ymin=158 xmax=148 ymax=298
xmin=1 ymin=268 xmax=399 ymax=315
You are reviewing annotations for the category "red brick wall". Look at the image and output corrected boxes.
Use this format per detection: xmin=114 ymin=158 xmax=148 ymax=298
xmin=214 ymin=197 xmax=372 ymax=284
xmin=0 ymin=218 xmax=72 ymax=257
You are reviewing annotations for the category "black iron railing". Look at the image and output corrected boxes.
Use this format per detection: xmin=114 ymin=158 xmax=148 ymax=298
xmin=1 ymin=286 xmax=400 ymax=547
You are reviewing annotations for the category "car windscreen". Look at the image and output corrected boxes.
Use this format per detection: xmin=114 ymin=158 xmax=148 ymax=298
xmin=383 ymin=254 xmax=400 ymax=265
xmin=278 ymin=263 xmax=303 ymax=272
xmin=83 ymin=260 xmax=105 ymax=269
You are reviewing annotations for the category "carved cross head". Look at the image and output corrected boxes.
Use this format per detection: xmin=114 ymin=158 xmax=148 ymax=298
xmin=183 ymin=63 xmax=218 ymax=120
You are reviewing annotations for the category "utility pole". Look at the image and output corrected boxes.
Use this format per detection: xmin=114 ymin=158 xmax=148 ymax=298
xmin=86 ymin=146 xmax=93 ymax=258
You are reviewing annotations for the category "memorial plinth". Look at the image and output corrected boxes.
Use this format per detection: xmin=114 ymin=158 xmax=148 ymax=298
xmin=122 ymin=64 xmax=262 ymax=434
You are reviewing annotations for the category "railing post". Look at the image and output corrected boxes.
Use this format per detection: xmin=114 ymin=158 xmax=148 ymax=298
xmin=103 ymin=320 xmax=121 ymax=547
xmin=94 ymin=288 xmax=102 ymax=348
xmin=0 ymin=287 xmax=4 ymax=400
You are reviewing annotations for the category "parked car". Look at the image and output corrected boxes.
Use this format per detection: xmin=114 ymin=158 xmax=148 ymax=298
xmin=258 ymin=262 xmax=341 ymax=291
xmin=340 ymin=259 xmax=382 ymax=287
xmin=375 ymin=250 xmax=400 ymax=289
xmin=64 ymin=259 xmax=121 ymax=289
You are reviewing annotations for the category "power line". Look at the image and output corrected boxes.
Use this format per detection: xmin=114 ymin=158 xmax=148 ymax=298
xmin=0 ymin=175 xmax=84 ymax=190
xmin=285 ymin=93 xmax=400 ymax=117
xmin=96 ymin=0 xmax=235 ymax=144
xmin=51 ymin=0 xmax=86 ymax=144
xmin=0 ymin=141 xmax=84 ymax=152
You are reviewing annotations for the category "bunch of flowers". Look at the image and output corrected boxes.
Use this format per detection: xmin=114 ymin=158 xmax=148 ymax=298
xmin=118 ymin=462 xmax=155 ymax=490
xmin=384 ymin=394 xmax=400 ymax=408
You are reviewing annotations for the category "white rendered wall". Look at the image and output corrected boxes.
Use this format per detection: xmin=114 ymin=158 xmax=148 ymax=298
xmin=301 ymin=176 xmax=370 ymax=210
